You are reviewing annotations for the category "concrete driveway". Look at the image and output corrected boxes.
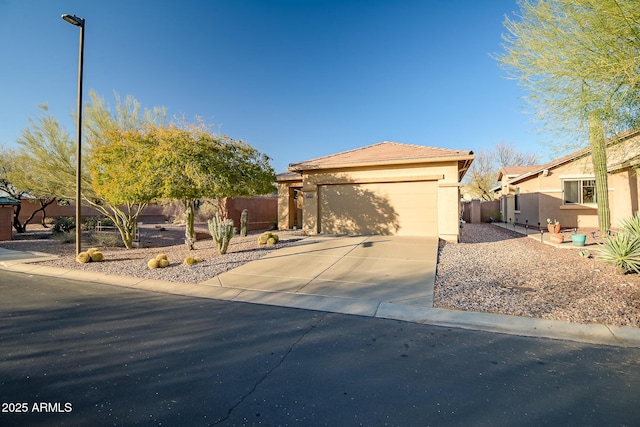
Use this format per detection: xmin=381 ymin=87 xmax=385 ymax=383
xmin=207 ymin=235 xmax=438 ymax=306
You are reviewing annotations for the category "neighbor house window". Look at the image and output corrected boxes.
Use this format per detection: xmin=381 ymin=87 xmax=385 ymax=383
xmin=514 ymin=187 xmax=521 ymax=211
xmin=563 ymin=179 xmax=596 ymax=204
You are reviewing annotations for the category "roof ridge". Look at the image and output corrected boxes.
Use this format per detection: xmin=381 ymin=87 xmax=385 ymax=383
xmin=289 ymin=141 xmax=471 ymax=168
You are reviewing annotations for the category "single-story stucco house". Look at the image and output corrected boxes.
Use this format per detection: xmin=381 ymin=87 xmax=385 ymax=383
xmin=276 ymin=142 xmax=475 ymax=242
xmin=496 ymin=128 xmax=640 ymax=231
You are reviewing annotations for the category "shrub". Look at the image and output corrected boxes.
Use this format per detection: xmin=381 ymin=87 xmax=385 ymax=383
xmin=619 ymin=212 xmax=640 ymax=240
xmin=597 ymin=232 xmax=640 ymax=274
xmin=487 ymin=210 xmax=502 ymax=222
xmin=83 ymin=216 xmax=115 ymax=230
xmin=88 ymin=232 xmax=123 ymax=247
xmin=51 ymin=217 xmax=75 ymax=234
xmin=52 ymin=231 xmax=75 ymax=244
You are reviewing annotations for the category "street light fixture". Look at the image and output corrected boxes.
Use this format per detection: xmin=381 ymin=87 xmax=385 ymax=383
xmin=61 ymin=13 xmax=85 ymax=256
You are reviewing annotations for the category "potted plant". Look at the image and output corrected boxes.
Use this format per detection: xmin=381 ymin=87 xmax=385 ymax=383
xmin=547 ymin=218 xmax=561 ymax=234
xmin=571 ymin=228 xmax=587 ymax=247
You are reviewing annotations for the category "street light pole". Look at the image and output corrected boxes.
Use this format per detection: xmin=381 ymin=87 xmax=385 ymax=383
xmin=61 ymin=14 xmax=85 ymax=256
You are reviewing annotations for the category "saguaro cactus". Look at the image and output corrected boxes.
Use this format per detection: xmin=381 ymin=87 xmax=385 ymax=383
xmin=240 ymin=209 xmax=249 ymax=237
xmin=208 ymin=213 xmax=235 ymax=255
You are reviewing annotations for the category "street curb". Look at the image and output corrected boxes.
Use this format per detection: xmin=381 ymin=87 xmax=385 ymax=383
xmin=2 ymin=261 xmax=640 ymax=348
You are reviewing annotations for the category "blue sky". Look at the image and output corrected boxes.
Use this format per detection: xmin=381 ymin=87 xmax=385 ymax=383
xmin=0 ymin=0 xmax=550 ymax=174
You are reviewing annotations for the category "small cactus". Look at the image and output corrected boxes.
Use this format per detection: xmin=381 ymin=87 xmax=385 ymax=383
xmin=158 ymin=259 xmax=170 ymax=268
xmin=148 ymin=259 xmax=159 ymax=269
xmin=258 ymin=232 xmax=279 ymax=245
xmin=155 ymin=253 xmax=168 ymax=261
xmin=194 ymin=256 xmax=204 ymax=263
xmin=76 ymin=252 xmax=91 ymax=264
xmin=208 ymin=213 xmax=235 ymax=255
xmin=183 ymin=257 xmax=196 ymax=266
xmin=240 ymin=209 xmax=249 ymax=237
xmin=86 ymin=247 xmax=99 ymax=256
xmin=90 ymin=251 xmax=104 ymax=262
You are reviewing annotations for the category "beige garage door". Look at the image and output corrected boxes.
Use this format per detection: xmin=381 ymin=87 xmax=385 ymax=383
xmin=318 ymin=181 xmax=438 ymax=236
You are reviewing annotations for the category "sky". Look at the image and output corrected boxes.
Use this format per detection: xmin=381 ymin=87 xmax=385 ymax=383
xmin=0 ymin=0 xmax=555 ymax=174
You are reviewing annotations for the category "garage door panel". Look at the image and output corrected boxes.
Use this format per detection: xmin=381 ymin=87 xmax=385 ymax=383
xmin=319 ymin=181 xmax=438 ymax=236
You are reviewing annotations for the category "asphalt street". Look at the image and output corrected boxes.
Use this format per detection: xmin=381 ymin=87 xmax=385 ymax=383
xmin=1 ymin=270 xmax=639 ymax=427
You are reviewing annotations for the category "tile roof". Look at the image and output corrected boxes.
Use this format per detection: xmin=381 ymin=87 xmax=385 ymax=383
xmin=497 ymin=165 xmax=541 ymax=181
xmin=288 ymin=141 xmax=473 ymax=171
xmin=275 ymin=171 xmax=302 ymax=182
xmin=0 ymin=196 xmax=21 ymax=206
xmin=505 ymin=128 xmax=640 ymax=185
xmin=500 ymin=166 xmax=540 ymax=176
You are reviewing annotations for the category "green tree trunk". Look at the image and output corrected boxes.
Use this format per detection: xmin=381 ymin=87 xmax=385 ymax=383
xmin=85 ymin=200 xmax=146 ymax=249
xmin=588 ymin=113 xmax=610 ymax=234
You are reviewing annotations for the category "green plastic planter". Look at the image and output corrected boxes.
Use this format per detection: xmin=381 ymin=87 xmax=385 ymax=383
xmin=571 ymin=234 xmax=587 ymax=247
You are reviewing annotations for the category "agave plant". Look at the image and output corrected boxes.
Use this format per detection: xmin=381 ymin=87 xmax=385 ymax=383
xmin=597 ymin=232 xmax=640 ymax=274
xmin=618 ymin=212 xmax=640 ymax=240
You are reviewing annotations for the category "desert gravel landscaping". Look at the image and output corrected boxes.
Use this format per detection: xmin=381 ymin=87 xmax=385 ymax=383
xmin=435 ymin=223 xmax=640 ymax=328
xmin=1 ymin=222 xmax=639 ymax=328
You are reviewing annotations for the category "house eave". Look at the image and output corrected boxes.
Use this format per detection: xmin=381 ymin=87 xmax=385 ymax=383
xmin=289 ymin=155 xmax=476 ymax=175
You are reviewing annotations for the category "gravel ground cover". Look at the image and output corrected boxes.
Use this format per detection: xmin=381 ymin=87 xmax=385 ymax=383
xmin=434 ymin=223 xmax=640 ymax=327
xmin=0 ymin=223 xmax=305 ymax=284
xmin=2 ymin=222 xmax=639 ymax=327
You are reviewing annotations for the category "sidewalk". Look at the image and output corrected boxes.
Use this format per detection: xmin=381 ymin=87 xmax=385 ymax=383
xmin=1 ymin=241 xmax=639 ymax=349
xmin=491 ymin=221 xmax=600 ymax=250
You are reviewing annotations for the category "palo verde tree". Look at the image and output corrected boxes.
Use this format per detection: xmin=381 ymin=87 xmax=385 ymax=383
xmin=11 ymin=93 xmax=166 ymax=247
xmin=80 ymin=92 xmax=167 ymax=248
xmin=87 ymin=128 xmax=161 ymax=248
xmin=3 ymin=106 xmax=79 ymax=232
xmin=148 ymin=121 xmax=275 ymax=249
xmin=498 ymin=0 xmax=640 ymax=233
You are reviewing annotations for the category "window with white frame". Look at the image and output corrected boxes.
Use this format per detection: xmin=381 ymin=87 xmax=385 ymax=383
xmin=563 ymin=179 xmax=596 ymax=204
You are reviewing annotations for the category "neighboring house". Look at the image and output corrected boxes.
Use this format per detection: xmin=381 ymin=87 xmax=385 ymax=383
xmin=276 ymin=142 xmax=474 ymax=242
xmin=496 ymin=129 xmax=640 ymax=231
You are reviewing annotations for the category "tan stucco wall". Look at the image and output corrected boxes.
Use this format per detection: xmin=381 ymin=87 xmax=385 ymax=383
xmin=279 ymin=161 xmax=462 ymax=241
xmin=277 ymin=180 xmax=302 ymax=231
